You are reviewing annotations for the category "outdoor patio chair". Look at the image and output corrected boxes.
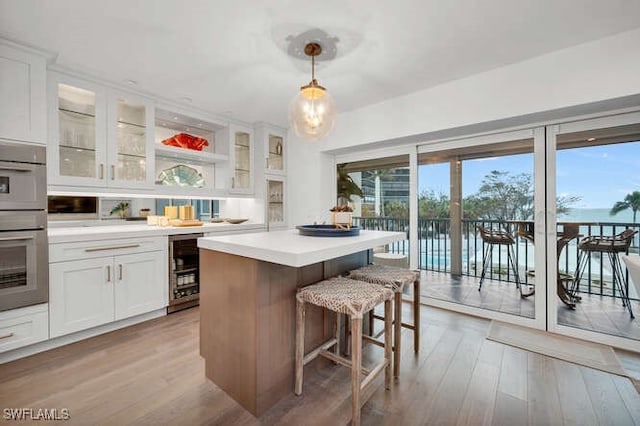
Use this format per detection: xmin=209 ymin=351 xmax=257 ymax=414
xmin=477 ymin=226 xmax=527 ymax=297
xmin=570 ymin=229 xmax=638 ymax=318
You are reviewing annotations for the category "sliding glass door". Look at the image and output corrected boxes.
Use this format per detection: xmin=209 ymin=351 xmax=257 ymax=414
xmin=548 ymin=112 xmax=640 ymax=350
xmin=417 ymin=128 xmax=546 ymax=328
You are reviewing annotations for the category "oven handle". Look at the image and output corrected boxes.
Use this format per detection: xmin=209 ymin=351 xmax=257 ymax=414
xmin=0 ymin=236 xmax=35 ymax=241
xmin=0 ymin=332 xmax=14 ymax=340
xmin=85 ymin=244 xmax=140 ymax=252
xmin=0 ymin=164 xmax=33 ymax=173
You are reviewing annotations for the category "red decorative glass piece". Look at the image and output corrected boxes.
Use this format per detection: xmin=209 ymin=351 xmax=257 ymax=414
xmin=161 ymin=133 xmax=209 ymax=151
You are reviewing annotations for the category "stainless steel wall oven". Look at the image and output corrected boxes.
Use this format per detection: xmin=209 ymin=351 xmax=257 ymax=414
xmin=0 ymin=141 xmax=48 ymax=312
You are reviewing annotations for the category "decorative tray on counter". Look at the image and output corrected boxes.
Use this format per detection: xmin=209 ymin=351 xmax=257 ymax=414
xmin=296 ymin=225 xmax=360 ymax=237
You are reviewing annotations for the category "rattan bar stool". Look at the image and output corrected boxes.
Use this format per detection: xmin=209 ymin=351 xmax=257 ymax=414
xmin=347 ymin=264 xmax=420 ymax=377
xmin=571 ymin=229 xmax=638 ymax=318
xmin=295 ymin=277 xmax=394 ymax=426
xmin=477 ymin=225 xmax=527 ymax=297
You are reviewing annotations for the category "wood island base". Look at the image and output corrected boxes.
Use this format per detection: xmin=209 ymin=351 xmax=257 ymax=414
xmin=199 ymin=249 xmax=369 ymax=416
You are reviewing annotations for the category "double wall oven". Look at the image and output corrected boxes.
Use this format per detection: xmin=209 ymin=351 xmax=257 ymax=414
xmin=0 ymin=141 xmax=48 ymax=312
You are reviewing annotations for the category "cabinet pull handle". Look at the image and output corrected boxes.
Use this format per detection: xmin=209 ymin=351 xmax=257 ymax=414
xmin=111 ymin=165 xmax=115 ymax=180
xmin=106 ymin=265 xmax=111 ymax=282
xmin=231 ymin=177 xmax=235 ymax=188
xmin=99 ymin=163 xmax=104 ymax=180
xmin=266 ymin=157 xmax=269 ymax=168
xmin=0 ymin=332 xmax=14 ymax=340
xmin=118 ymin=264 xmax=123 ymax=281
xmin=85 ymin=244 xmax=140 ymax=252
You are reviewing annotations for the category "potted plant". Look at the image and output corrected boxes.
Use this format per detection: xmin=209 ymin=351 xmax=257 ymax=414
xmin=336 ymin=163 xmax=363 ymax=206
xmin=110 ymin=201 xmax=130 ymax=219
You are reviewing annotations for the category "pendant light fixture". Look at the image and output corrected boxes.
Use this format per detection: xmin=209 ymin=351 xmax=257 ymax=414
xmin=289 ymin=42 xmax=336 ymax=139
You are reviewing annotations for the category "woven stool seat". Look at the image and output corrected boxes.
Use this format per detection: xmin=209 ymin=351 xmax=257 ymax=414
xmin=348 ymin=264 xmax=419 ymax=291
xmin=478 ymin=227 xmax=516 ymax=245
xmin=297 ymin=277 xmax=393 ymax=319
xmin=578 ymin=229 xmax=637 ymax=253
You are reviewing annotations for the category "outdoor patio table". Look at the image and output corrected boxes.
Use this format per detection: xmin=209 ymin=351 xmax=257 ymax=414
xmin=509 ymin=221 xmax=594 ymax=308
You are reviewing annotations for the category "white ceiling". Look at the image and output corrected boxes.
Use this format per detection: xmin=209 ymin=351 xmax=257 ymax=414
xmin=2 ymin=0 xmax=640 ymax=128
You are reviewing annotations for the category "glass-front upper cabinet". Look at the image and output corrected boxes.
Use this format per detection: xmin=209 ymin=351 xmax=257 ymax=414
xmin=229 ymin=124 xmax=254 ymax=194
xmin=265 ymin=128 xmax=286 ymax=175
xmin=48 ymin=73 xmax=154 ymax=189
xmin=107 ymin=91 xmax=154 ymax=187
xmin=266 ymin=177 xmax=286 ymax=229
xmin=49 ymin=73 xmax=107 ymax=187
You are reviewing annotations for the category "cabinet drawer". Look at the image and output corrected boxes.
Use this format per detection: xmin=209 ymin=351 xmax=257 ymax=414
xmin=0 ymin=304 xmax=48 ymax=354
xmin=50 ymin=236 xmax=166 ymax=263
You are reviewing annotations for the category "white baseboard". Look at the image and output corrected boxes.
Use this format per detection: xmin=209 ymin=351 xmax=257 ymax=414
xmin=0 ymin=308 xmax=166 ymax=364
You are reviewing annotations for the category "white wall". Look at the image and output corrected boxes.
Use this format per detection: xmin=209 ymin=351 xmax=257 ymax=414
xmin=288 ymin=28 xmax=640 ymax=226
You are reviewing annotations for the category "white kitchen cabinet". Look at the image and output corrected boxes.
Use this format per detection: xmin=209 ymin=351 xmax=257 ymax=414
xmin=49 ymin=237 xmax=167 ymax=338
xmin=266 ymin=177 xmax=287 ymax=230
xmin=48 ymin=71 xmax=155 ymax=189
xmin=0 ymin=41 xmax=47 ymax=144
xmin=49 ymin=257 xmax=114 ymax=338
xmin=108 ymin=90 xmax=155 ymax=188
xmin=257 ymin=123 xmax=286 ymax=176
xmin=229 ymin=123 xmax=254 ymax=195
xmin=0 ymin=303 xmax=49 ymax=354
xmin=114 ymin=251 xmax=165 ymax=320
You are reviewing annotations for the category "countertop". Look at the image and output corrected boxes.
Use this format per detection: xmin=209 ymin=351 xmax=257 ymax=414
xmin=48 ymin=222 xmax=265 ymax=244
xmin=197 ymin=229 xmax=405 ymax=267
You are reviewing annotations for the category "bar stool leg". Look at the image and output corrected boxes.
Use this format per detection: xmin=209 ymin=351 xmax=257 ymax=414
xmin=294 ymin=298 xmax=306 ymax=396
xmin=351 ymin=315 xmax=363 ymax=426
xmin=479 ymin=244 xmax=493 ymax=290
xmin=393 ymin=291 xmax=402 ymax=378
xmin=413 ymin=278 xmax=420 ymax=353
xmin=333 ymin=312 xmax=341 ymax=357
xmin=384 ymin=299 xmax=392 ymax=390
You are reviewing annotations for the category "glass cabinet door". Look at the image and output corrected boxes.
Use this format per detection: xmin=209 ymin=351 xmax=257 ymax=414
xmin=233 ymin=129 xmax=252 ymax=191
xmin=266 ymin=133 xmax=285 ymax=173
xmin=267 ymin=178 xmax=285 ymax=228
xmin=57 ymin=83 xmax=101 ymax=181
xmin=110 ymin=93 xmax=151 ymax=186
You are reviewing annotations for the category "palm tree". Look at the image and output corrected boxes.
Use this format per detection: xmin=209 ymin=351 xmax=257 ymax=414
xmin=610 ymin=191 xmax=640 ymax=223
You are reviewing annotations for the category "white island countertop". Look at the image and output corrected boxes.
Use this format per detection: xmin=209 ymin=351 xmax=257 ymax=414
xmin=197 ymin=229 xmax=405 ymax=267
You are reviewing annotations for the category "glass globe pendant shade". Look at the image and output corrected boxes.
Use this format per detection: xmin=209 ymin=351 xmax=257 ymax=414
xmin=289 ymin=80 xmax=335 ymax=139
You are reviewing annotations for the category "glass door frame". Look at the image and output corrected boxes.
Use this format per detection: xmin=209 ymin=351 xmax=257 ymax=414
xmin=546 ymin=110 xmax=640 ymax=352
xmin=416 ymin=127 xmax=548 ymax=330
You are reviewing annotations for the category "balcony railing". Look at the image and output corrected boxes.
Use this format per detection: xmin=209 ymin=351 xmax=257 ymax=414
xmin=353 ymin=216 xmax=640 ymax=301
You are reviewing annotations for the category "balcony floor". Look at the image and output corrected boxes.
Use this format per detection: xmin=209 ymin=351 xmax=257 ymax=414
xmin=420 ymin=270 xmax=640 ymax=341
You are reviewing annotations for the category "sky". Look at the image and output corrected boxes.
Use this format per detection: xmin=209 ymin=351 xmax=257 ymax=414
xmin=418 ymin=141 xmax=640 ymax=209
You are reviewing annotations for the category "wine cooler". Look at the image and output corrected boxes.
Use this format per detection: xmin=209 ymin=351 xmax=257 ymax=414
xmin=168 ymin=233 xmax=203 ymax=313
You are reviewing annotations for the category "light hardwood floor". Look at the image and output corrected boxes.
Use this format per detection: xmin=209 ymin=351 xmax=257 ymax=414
xmin=1 ymin=305 xmax=639 ymax=425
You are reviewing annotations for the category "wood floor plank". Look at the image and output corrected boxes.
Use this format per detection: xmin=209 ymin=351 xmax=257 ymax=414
xmin=497 ymin=345 xmax=528 ymax=401
xmin=551 ymin=358 xmax=599 ymax=426
xmin=526 ymin=351 xmax=564 ymax=425
xmin=491 ymin=391 xmax=527 ymax=426
xmin=581 ymin=366 xmax=635 ymax=426
xmin=456 ymin=340 xmax=504 ymax=426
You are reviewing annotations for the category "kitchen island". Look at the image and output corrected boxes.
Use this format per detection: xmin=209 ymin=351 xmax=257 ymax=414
xmin=197 ymin=228 xmax=405 ymax=416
